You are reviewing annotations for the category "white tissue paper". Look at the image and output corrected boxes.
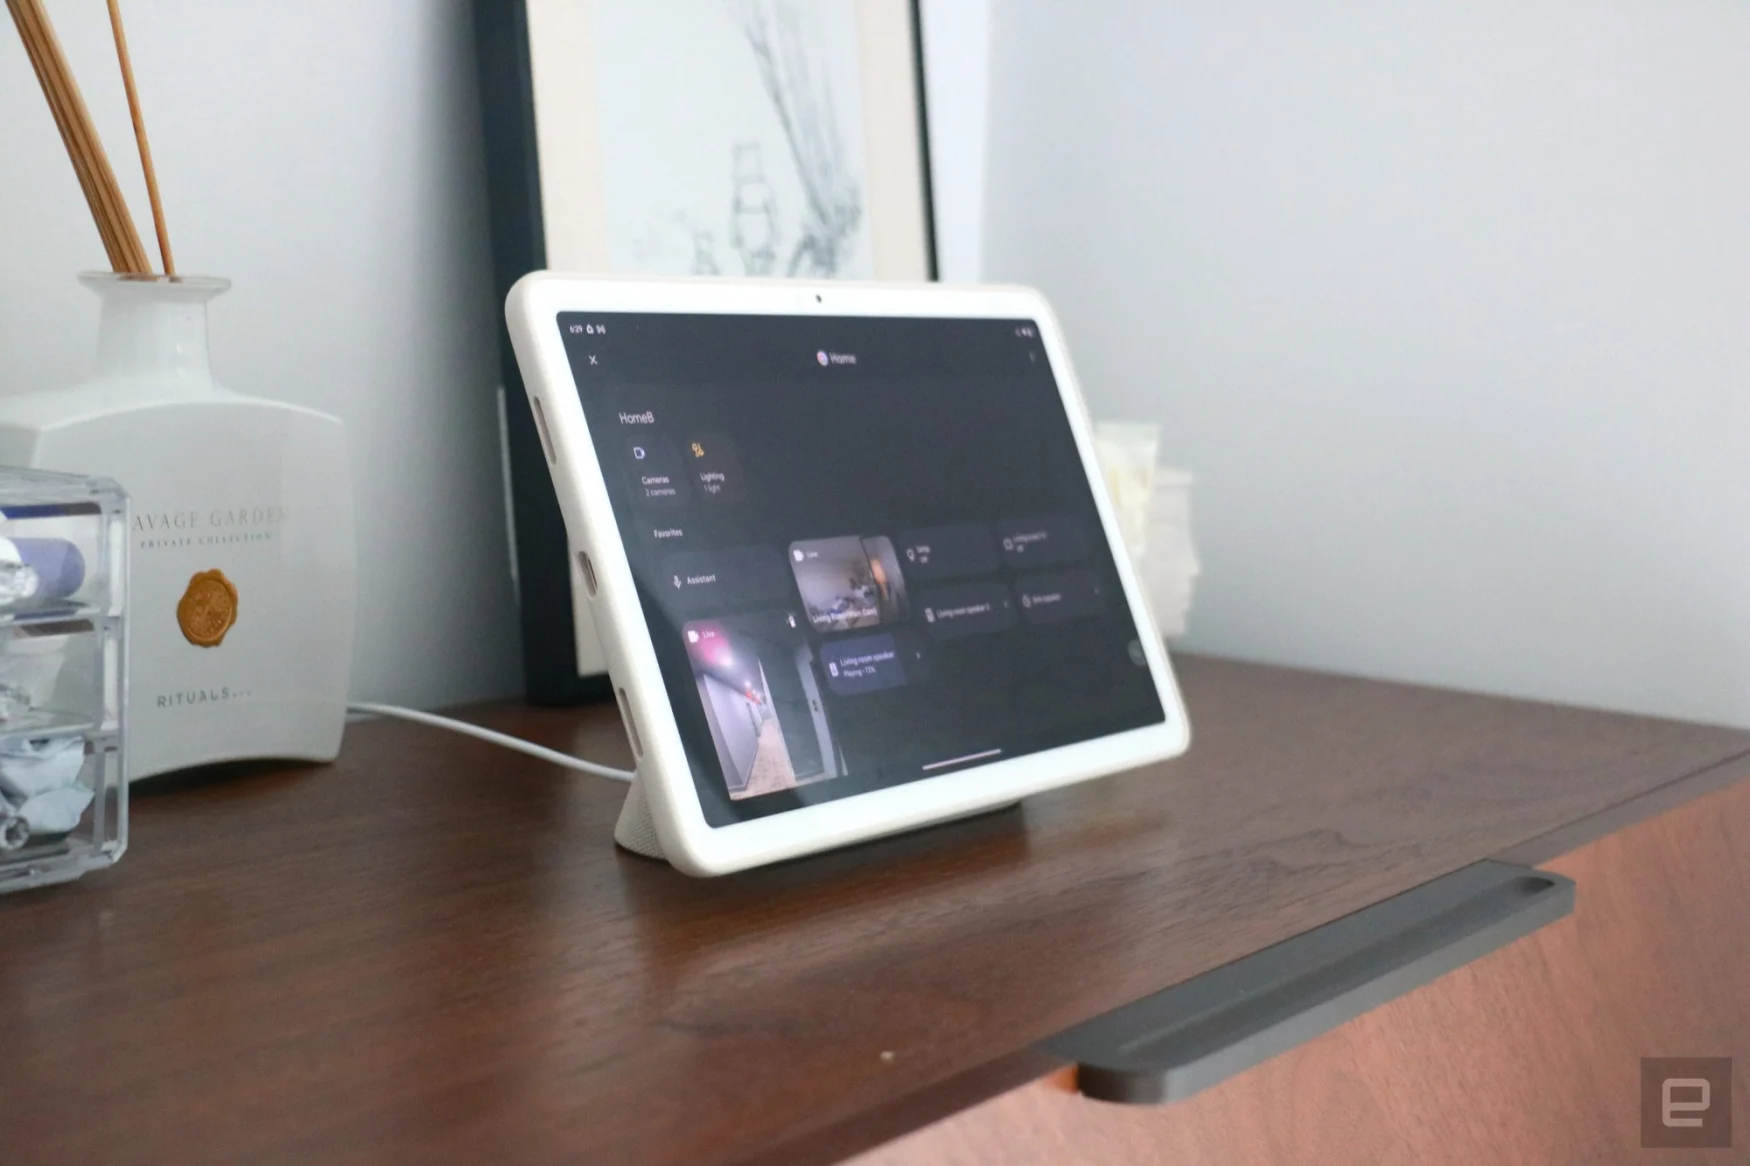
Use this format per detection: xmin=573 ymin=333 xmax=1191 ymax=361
xmin=1093 ymin=421 xmax=1199 ymax=639
xmin=0 ymin=795 xmax=25 ymax=844
xmin=0 ymin=735 xmax=86 ymax=798
xmin=0 ymin=735 xmax=90 ymax=843
xmin=19 ymin=786 xmax=93 ymax=835
xmin=1140 ymin=470 xmax=1199 ymax=638
xmin=0 ymin=631 xmax=71 ymax=718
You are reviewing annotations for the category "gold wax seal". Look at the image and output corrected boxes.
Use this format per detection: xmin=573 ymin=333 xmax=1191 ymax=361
xmin=177 ymin=569 xmax=239 ymax=647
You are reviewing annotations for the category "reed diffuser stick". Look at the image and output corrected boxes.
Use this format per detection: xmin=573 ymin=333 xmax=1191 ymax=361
xmin=8 ymin=0 xmax=123 ymax=267
xmin=13 ymin=0 xmax=146 ymax=272
xmin=6 ymin=0 xmax=150 ymax=273
xmin=10 ymin=14 xmax=123 ymax=269
xmin=105 ymin=0 xmax=172 ymax=275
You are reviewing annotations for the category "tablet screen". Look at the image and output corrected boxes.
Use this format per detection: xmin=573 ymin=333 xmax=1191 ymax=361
xmin=558 ymin=313 xmax=1164 ymax=826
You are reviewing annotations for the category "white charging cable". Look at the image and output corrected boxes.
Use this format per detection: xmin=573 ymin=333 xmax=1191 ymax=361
xmin=347 ymin=702 xmax=636 ymax=783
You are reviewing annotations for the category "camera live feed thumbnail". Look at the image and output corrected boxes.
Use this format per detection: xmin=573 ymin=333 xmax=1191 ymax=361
xmin=684 ymin=613 xmax=843 ymax=800
xmin=789 ymin=536 xmax=910 ymax=631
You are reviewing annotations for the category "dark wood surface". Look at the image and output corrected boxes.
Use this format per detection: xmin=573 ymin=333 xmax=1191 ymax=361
xmin=859 ymin=763 xmax=1750 ymax=1165
xmin=4 ymin=655 xmax=1749 ymax=1165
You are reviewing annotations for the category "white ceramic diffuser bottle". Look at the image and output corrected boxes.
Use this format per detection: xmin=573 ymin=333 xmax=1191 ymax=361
xmin=0 ymin=273 xmax=355 ymax=778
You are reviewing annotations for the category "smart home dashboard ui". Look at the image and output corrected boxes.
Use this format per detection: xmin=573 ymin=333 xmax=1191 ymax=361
xmin=559 ymin=313 xmax=1163 ymax=826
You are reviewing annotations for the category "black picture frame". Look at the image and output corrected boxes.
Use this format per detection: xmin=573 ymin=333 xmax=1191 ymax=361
xmin=474 ymin=0 xmax=938 ymax=703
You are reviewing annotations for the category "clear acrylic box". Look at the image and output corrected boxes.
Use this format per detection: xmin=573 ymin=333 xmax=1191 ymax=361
xmin=0 ymin=468 xmax=127 ymax=892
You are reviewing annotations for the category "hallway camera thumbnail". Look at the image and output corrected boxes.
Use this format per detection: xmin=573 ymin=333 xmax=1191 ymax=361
xmin=684 ymin=614 xmax=844 ymax=800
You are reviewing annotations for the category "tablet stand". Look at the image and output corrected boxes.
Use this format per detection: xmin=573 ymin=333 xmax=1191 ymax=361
xmin=613 ymin=777 xmax=1025 ymax=867
xmin=613 ymin=777 xmax=668 ymax=860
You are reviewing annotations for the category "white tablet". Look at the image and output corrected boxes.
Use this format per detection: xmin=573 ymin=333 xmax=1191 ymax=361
xmin=506 ymin=275 xmax=1189 ymax=875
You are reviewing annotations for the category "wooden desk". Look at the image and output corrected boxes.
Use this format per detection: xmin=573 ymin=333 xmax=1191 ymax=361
xmin=3 ymin=656 xmax=1746 ymax=1164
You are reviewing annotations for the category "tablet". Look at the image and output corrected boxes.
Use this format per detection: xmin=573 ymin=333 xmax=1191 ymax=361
xmin=507 ymin=276 xmax=1189 ymax=874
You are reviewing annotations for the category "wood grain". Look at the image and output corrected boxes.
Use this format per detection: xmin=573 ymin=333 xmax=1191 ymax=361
xmin=1 ymin=656 xmax=1747 ymax=1165
xmin=854 ymin=775 xmax=1750 ymax=1165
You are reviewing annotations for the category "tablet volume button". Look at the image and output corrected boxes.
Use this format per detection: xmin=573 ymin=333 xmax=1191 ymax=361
xmin=615 ymin=687 xmax=644 ymax=758
xmin=578 ymin=550 xmax=597 ymax=597
xmin=530 ymin=396 xmax=557 ymax=463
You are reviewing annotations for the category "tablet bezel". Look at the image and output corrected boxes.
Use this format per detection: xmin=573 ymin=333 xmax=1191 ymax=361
xmin=507 ymin=274 xmax=1190 ymax=874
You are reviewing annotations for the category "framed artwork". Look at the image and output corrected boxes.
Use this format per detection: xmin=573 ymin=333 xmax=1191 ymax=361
xmin=475 ymin=0 xmax=937 ymax=702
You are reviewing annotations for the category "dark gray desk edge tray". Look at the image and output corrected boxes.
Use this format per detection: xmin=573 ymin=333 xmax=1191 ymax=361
xmin=1038 ymin=860 xmax=1575 ymax=1104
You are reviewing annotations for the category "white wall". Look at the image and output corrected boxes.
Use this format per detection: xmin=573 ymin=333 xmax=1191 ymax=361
xmin=0 ymin=0 xmax=521 ymax=707
xmin=918 ymin=0 xmax=991 ymax=282
xmin=23 ymin=2 xmax=1724 ymax=726
xmin=983 ymin=2 xmax=1750 ymax=725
